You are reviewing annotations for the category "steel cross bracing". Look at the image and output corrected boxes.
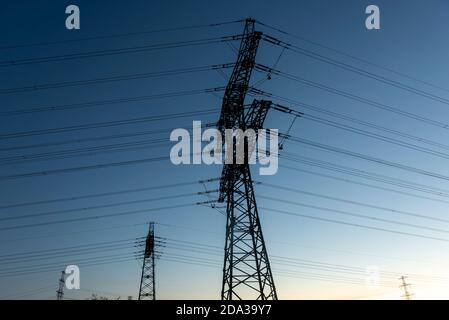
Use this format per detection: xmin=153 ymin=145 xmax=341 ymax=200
xmin=217 ymin=18 xmax=277 ymax=300
xmin=138 ymin=223 xmax=156 ymax=300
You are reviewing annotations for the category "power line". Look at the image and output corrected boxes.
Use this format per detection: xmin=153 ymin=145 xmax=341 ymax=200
xmin=0 ymin=19 xmax=244 ymax=51
xmin=0 ymin=246 xmax=143 ymax=271
xmin=0 ymin=180 xmax=199 ymax=210
xmin=0 ymin=129 xmax=221 ymax=166
xmin=271 ymin=93 xmax=449 ymax=153
xmin=0 ymin=242 xmax=399 ymax=287
xmin=156 ymin=222 xmax=444 ymax=265
xmin=280 ymin=151 xmax=449 ymax=200
xmin=0 ymin=192 xmax=201 ymax=222
xmin=0 ymin=285 xmax=57 ymax=300
xmin=274 ymin=100 xmax=449 ymax=162
xmin=255 ymin=19 xmax=449 ymax=94
xmin=0 ymin=237 xmax=143 ymax=259
xmin=1 ymin=234 xmax=443 ymax=292
xmin=0 ymin=250 xmax=391 ymax=289
xmin=0 ymin=137 xmax=168 ymax=166
xmin=0 ymin=155 xmax=162 ymax=181
xmin=261 ymin=34 xmax=449 ymax=107
xmin=161 ymin=239 xmax=381 ymax=277
xmin=256 ymin=65 xmax=449 ymax=130
xmin=1 ymin=235 xmax=442 ymax=284
xmin=258 ymin=194 xmax=449 ymax=235
xmin=262 ymin=206 xmax=449 ymax=244
xmin=0 ymin=252 xmax=398 ymax=291
xmin=300 ymin=113 xmax=449 ymax=161
xmin=3 ymin=222 xmax=150 ymax=243
xmin=0 ymin=108 xmax=218 ymax=139
xmin=155 ymin=237 xmax=449 ymax=283
xmin=0 ymin=253 xmax=142 ymax=278
xmin=0 ymin=64 xmax=232 ymax=95
xmin=258 ymin=182 xmax=449 ymax=224
xmin=285 ymin=136 xmax=449 ymax=183
xmin=0 ymin=122 xmax=214 ymax=152
xmin=160 ymin=251 xmax=395 ymax=287
xmin=0 ymin=203 xmax=196 ymax=231
xmin=0 ymin=150 xmax=211 ymax=181
xmin=159 ymin=254 xmax=398 ymax=288
xmin=0 ymin=87 xmax=224 ymax=116
xmin=0 ymin=244 xmax=141 ymax=268
xmin=0 ymin=35 xmax=241 ymax=67
xmin=279 ymin=152 xmax=449 ymax=198
xmin=280 ymin=164 xmax=449 ymax=206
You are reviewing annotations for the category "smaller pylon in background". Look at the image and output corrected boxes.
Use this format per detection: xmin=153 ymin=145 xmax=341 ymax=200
xmin=138 ymin=223 xmax=156 ymax=300
xmin=56 ymin=270 xmax=65 ymax=300
xmin=399 ymin=276 xmax=414 ymax=300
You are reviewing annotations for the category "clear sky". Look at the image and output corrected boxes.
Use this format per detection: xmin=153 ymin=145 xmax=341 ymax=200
xmin=2 ymin=0 xmax=449 ymax=300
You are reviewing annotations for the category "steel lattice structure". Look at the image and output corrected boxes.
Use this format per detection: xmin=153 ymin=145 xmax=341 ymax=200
xmin=56 ymin=270 xmax=65 ymax=300
xmin=217 ymin=18 xmax=277 ymax=300
xmin=138 ymin=223 xmax=156 ymax=300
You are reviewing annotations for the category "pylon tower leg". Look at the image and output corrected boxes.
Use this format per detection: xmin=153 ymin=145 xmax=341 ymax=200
xmin=139 ymin=223 xmax=156 ymax=300
xmin=221 ymin=164 xmax=277 ymax=300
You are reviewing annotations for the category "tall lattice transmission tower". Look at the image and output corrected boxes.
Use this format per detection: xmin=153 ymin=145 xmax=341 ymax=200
xmin=138 ymin=223 xmax=156 ymax=300
xmin=216 ymin=18 xmax=277 ymax=300
xmin=56 ymin=270 xmax=65 ymax=300
xmin=399 ymin=276 xmax=414 ymax=300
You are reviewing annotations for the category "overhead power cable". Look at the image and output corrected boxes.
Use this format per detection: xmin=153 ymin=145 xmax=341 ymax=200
xmin=271 ymin=93 xmax=449 ymax=152
xmin=0 ymin=237 xmax=142 ymax=259
xmin=0 ymin=108 xmax=218 ymax=139
xmin=0 ymin=155 xmax=169 ymax=181
xmin=262 ymin=207 xmax=449 ymax=244
xmin=0 ymin=35 xmax=242 ymax=67
xmin=0 ymin=64 xmax=232 ymax=95
xmin=0 ymin=137 xmax=168 ymax=166
xmin=271 ymin=102 xmax=449 ymax=161
xmin=279 ymin=152 xmax=449 ymax=197
xmin=0 ymin=122 xmax=214 ymax=152
xmin=0 ymin=87 xmax=224 ymax=116
xmin=280 ymin=164 xmax=449 ymax=206
xmin=258 ymin=182 xmax=449 ymax=224
xmin=255 ymin=19 xmax=449 ymax=94
xmin=256 ymin=65 xmax=449 ymax=130
xmin=0 ymin=203 xmax=197 ymax=231
xmin=0 ymin=243 xmax=140 ymax=266
xmin=285 ymin=136 xmax=449 ymax=183
xmin=161 ymin=237 xmax=449 ymax=282
xmin=261 ymin=34 xmax=449 ymax=106
xmin=258 ymin=194 xmax=449 ymax=234
xmin=301 ymin=113 xmax=449 ymax=161
xmin=0 ymin=192 xmax=201 ymax=222
xmin=0 ymin=180 xmax=199 ymax=210
xmin=0 ymin=19 xmax=244 ymax=51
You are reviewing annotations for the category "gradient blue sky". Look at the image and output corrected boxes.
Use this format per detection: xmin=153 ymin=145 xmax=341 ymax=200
xmin=2 ymin=0 xmax=449 ymax=299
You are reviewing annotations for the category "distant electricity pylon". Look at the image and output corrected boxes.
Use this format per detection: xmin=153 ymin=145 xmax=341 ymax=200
xmin=216 ymin=18 xmax=277 ymax=300
xmin=56 ymin=270 xmax=65 ymax=300
xmin=399 ymin=276 xmax=414 ymax=300
xmin=138 ymin=223 xmax=156 ymax=300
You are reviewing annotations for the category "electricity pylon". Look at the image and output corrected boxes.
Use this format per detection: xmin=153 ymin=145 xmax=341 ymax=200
xmin=56 ymin=270 xmax=65 ymax=300
xmin=138 ymin=223 xmax=156 ymax=300
xmin=399 ymin=276 xmax=413 ymax=300
xmin=217 ymin=18 xmax=277 ymax=300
